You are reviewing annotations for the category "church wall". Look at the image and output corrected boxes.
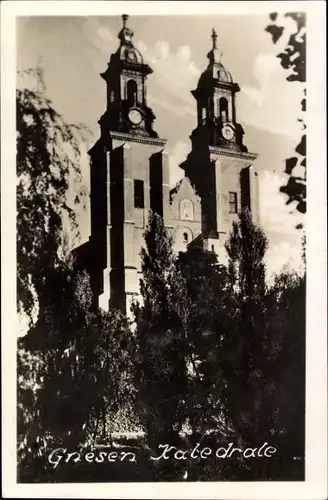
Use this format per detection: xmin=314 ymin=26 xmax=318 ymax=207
xmin=250 ymin=168 xmax=260 ymax=226
xmin=217 ymin=161 xmax=242 ymax=237
xmin=109 ymin=139 xmax=169 ymax=312
xmin=169 ymin=177 xmax=202 ymax=253
xmin=212 ymin=155 xmax=257 ymax=240
xmin=84 ymin=15 xmax=260 ymax=316
xmin=150 ymin=150 xmax=170 ymax=225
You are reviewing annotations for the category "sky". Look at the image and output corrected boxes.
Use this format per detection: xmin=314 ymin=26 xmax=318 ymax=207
xmin=17 ymin=14 xmax=306 ymax=277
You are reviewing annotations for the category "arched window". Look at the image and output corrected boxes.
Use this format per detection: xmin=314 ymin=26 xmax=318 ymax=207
xmin=180 ymin=199 xmax=194 ymax=221
xmin=201 ymin=107 xmax=207 ymax=123
xmin=181 ymin=228 xmax=193 ymax=248
xmin=219 ymin=97 xmax=229 ymax=122
xmin=207 ymin=97 xmax=212 ymax=120
xmin=126 ymin=79 xmax=138 ymax=105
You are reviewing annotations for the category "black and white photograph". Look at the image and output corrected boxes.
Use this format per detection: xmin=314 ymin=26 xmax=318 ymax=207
xmin=1 ymin=1 xmax=327 ymax=498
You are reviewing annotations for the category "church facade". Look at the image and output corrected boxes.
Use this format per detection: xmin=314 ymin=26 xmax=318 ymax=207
xmin=78 ymin=15 xmax=260 ymax=314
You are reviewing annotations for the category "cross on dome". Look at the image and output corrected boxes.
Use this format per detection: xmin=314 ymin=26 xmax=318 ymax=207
xmin=118 ymin=13 xmax=134 ymax=45
xmin=211 ymin=28 xmax=218 ymax=50
xmin=122 ymin=14 xmax=128 ymax=28
xmin=207 ymin=27 xmax=223 ymax=64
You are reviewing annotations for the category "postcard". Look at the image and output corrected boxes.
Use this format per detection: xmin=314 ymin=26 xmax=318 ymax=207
xmin=1 ymin=1 xmax=327 ymax=498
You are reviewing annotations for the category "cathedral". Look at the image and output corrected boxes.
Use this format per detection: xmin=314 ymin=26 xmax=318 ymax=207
xmin=77 ymin=14 xmax=260 ymax=314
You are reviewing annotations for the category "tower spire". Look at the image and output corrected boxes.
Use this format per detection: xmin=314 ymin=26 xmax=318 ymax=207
xmin=118 ymin=13 xmax=134 ymax=45
xmin=207 ymin=27 xmax=222 ymax=64
xmin=211 ymin=28 xmax=218 ymax=50
xmin=122 ymin=14 xmax=129 ymax=28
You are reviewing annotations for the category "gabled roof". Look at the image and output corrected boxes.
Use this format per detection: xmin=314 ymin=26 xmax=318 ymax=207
xmin=169 ymin=175 xmax=201 ymax=203
xmin=169 ymin=178 xmax=184 ymax=200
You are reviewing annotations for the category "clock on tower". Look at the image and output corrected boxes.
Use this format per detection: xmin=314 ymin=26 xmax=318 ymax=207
xmin=222 ymin=124 xmax=235 ymax=141
xmin=181 ymin=27 xmax=258 ymax=243
xmin=88 ymin=14 xmax=168 ymax=315
xmin=98 ymin=14 xmax=158 ymax=138
xmin=128 ymin=108 xmax=143 ymax=125
xmin=190 ymin=28 xmax=247 ymax=152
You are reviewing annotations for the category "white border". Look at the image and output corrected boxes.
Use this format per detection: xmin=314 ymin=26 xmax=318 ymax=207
xmin=1 ymin=1 xmax=327 ymax=499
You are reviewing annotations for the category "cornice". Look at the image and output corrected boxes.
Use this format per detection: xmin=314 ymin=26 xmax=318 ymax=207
xmin=209 ymin=146 xmax=258 ymax=161
xmin=109 ymin=131 xmax=167 ymax=147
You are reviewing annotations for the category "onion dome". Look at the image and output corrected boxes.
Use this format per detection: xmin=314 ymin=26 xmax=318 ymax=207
xmin=206 ymin=28 xmax=233 ymax=83
xmin=117 ymin=14 xmax=143 ymax=64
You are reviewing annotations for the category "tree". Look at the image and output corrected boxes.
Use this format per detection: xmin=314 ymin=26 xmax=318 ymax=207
xmin=175 ymin=246 xmax=235 ymax=481
xmin=265 ymin=13 xmax=306 ymax=217
xmin=17 ymin=70 xmax=135 ymax=481
xmin=221 ymin=209 xmax=305 ymax=480
xmin=221 ymin=209 xmax=272 ymax=478
xmin=176 ymin=246 xmax=230 ymax=436
xmin=17 ymin=68 xmax=87 ymax=321
xmin=17 ymin=69 xmax=89 ymax=476
xmin=264 ymin=268 xmax=306 ymax=479
xmin=18 ymin=263 xmax=135 ymax=481
xmin=134 ymin=215 xmax=235 ymax=480
xmin=91 ymin=307 xmax=136 ymax=446
xmin=133 ymin=213 xmax=190 ymax=478
xmin=225 ymin=208 xmax=268 ymax=299
xmin=17 ymin=263 xmax=92 ymax=477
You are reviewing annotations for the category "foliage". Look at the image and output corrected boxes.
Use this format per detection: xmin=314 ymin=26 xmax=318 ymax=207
xmin=220 ymin=209 xmax=305 ymax=479
xmin=264 ymin=269 xmax=305 ymax=477
xmin=263 ymin=12 xmax=307 ymax=471
xmin=90 ymin=306 xmax=136 ymax=443
xmin=132 ymin=210 xmax=305 ymax=481
xmin=176 ymin=246 xmax=230 ymax=437
xmin=17 ymin=72 xmax=134 ymax=480
xmin=134 ymin=215 xmax=232 ymax=480
xmin=225 ymin=208 xmax=268 ymax=299
xmin=18 ymin=264 xmax=135 ymax=478
xmin=175 ymin=247 xmax=235 ymax=481
xmin=133 ymin=213 xmax=189 ymax=448
xmin=17 ymin=264 xmax=93 ymax=473
xmin=265 ymin=13 xmax=306 ymax=216
xmin=223 ymin=208 xmax=268 ymax=449
xmin=17 ymin=68 xmax=88 ymax=319
xmin=221 ymin=210 xmax=274 ymax=477
xmin=18 ymin=204 xmax=305 ymax=482
xmin=16 ymin=68 xmax=305 ymax=482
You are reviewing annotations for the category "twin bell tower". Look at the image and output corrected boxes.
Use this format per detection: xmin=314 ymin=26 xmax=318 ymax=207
xmin=78 ymin=15 xmax=259 ymax=314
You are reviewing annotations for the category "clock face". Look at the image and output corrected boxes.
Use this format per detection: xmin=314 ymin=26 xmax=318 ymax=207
xmin=222 ymin=125 xmax=234 ymax=141
xmin=127 ymin=51 xmax=136 ymax=62
xmin=128 ymin=109 xmax=142 ymax=125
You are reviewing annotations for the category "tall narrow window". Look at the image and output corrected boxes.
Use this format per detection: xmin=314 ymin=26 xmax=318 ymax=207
xmin=183 ymin=232 xmax=189 ymax=244
xmin=201 ymin=107 xmax=207 ymax=123
xmin=134 ymin=179 xmax=144 ymax=209
xmin=127 ymin=80 xmax=138 ymax=105
xmin=229 ymin=192 xmax=238 ymax=214
xmin=219 ymin=97 xmax=229 ymax=122
xmin=207 ymin=97 xmax=212 ymax=120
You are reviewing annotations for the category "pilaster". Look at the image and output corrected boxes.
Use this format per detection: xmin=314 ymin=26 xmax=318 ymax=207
xmin=149 ymin=149 xmax=170 ymax=224
xmin=211 ymin=156 xmax=223 ymax=236
xmin=249 ymin=167 xmax=260 ymax=225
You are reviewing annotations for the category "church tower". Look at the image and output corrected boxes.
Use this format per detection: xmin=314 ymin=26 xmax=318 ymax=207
xmin=87 ymin=15 xmax=169 ymax=314
xmin=181 ymin=29 xmax=259 ymax=260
